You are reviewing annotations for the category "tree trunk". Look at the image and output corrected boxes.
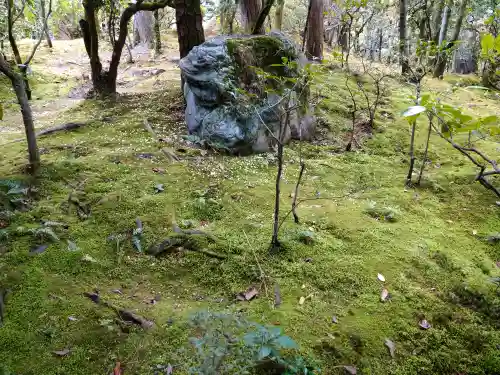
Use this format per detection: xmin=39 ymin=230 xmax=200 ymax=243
xmin=134 ymin=11 xmax=154 ymax=48
xmin=40 ymin=0 xmax=53 ymax=48
xmin=154 ymin=10 xmax=161 ymax=54
xmin=175 ymin=0 xmax=205 ymax=60
xmin=240 ymin=0 xmax=262 ymax=33
xmin=252 ymin=0 xmax=275 ymax=34
xmin=433 ymin=0 xmax=467 ymax=78
xmin=431 ymin=0 xmax=445 ymax=44
xmin=378 ymin=28 xmax=383 ymax=61
xmin=399 ymin=0 xmax=409 ymax=74
xmin=274 ymin=0 xmax=285 ymax=30
xmin=305 ymin=0 xmax=323 ymax=60
xmin=6 ymin=0 xmax=22 ymax=64
xmin=0 ymin=54 xmax=40 ymax=172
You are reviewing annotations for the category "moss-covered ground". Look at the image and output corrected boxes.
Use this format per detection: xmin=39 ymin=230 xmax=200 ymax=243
xmin=0 ymin=40 xmax=499 ymax=375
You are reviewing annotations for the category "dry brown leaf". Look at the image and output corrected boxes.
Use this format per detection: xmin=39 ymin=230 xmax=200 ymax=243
xmin=236 ymin=286 xmax=258 ymax=301
xmin=53 ymin=348 xmax=70 ymax=356
xmin=113 ymin=362 xmax=122 ymax=375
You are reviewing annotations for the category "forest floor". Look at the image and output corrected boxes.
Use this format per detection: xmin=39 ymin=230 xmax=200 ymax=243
xmin=0 ymin=36 xmax=500 ymax=375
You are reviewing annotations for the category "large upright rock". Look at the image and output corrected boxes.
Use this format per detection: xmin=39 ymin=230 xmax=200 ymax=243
xmin=179 ymin=32 xmax=314 ymax=154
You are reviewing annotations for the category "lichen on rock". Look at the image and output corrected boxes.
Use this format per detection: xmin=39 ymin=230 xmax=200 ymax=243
xmin=180 ymin=32 xmax=315 ymax=154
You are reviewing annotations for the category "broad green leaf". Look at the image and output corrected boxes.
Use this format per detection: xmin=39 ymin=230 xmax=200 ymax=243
xmin=274 ymin=335 xmax=299 ymax=349
xmin=258 ymin=346 xmax=272 ymax=359
xmin=481 ymin=33 xmax=495 ymax=53
xmin=402 ymin=106 xmax=426 ymax=118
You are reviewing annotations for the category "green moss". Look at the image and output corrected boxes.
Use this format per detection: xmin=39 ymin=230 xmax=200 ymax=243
xmin=1 ymin=50 xmax=500 ymax=375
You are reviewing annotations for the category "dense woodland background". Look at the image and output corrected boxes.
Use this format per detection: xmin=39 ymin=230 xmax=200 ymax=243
xmin=0 ymin=0 xmax=500 ymax=374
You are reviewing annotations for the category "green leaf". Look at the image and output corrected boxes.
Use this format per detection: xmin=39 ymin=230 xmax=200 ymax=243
xmin=402 ymin=106 xmax=426 ymax=118
xmin=274 ymin=335 xmax=299 ymax=349
xmin=258 ymin=346 xmax=272 ymax=359
xmin=243 ymin=333 xmax=257 ymax=346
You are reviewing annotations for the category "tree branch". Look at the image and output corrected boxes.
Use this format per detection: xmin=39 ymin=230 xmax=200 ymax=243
xmin=24 ymin=0 xmax=52 ymax=66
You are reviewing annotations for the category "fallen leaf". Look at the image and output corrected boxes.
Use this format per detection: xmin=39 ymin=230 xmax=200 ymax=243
xmin=380 ymin=288 xmax=389 ymax=302
xmin=30 ymin=244 xmax=49 ymax=255
xmin=68 ymin=316 xmax=78 ymax=321
xmin=236 ymin=286 xmax=258 ymax=301
xmin=152 ymin=167 xmax=165 ymax=174
xmin=377 ymin=273 xmax=386 ymax=282
xmin=384 ymin=338 xmax=396 ymax=358
xmin=83 ymin=292 xmax=100 ymax=304
xmin=299 ymin=296 xmax=306 ymax=305
xmin=67 ymin=240 xmax=79 ymax=251
xmin=111 ymin=289 xmax=123 ymax=295
xmin=53 ymin=348 xmax=70 ymax=356
xmin=496 ymin=261 xmax=500 ymax=268
xmin=113 ymin=361 xmax=122 ymax=375
xmin=332 ymin=315 xmax=339 ymax=324
xmin=166 ymin=364 xmax=173 ymax=374
xmin=81 ymin=254 xmax=98 ymax=263
xmin=274 ymin=284 xmax=281 ymax=308
xmin=418 ymin=319 xmax=431 ymax=330
xmin=343 ymin=365 xmax=357 ymax=374
xmin=472 ymin=230 xmax=478 ymax=235
xmin=154 ymin=184 xmax=164 ymax=193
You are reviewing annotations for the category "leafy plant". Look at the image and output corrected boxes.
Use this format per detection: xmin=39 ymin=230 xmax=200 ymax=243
xmin=187 ymin=311 xmax=320 ymax=374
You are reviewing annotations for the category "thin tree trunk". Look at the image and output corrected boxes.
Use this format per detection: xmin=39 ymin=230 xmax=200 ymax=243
xmin=305 ymin=0 xmax=323 ymax=59
xmin=406 ymin=121 xmax=416 ymax=186
xmin=0 ymin=54 xmax=40 ymax=172
xmin=274 ymin=0 xmax=285 ymax=30
xmin=378 ymin=28 xmax=383 ymax=61
xmin=431 ymin=0 xmax=445 ymax=44
xmin=399 ymin=0 xmax=409 ymax=74
xmin=40 ymin=0 xmax=53 ymax=48
xmin=417 ymin=117 xmax=433 ymax=185
xmin=433 ymin=0 xmax=468 ymax=78
xmin=6 ymin=0 xmax=22 ymax=64
xmin=154 ymin=10 xmax=161 ymax=54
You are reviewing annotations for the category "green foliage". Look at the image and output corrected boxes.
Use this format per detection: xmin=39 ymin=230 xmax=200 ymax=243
xmin=187 ymin=311 xmax=319 ymax=375
xmin=0 ymin=179 xmax=30 ymax=211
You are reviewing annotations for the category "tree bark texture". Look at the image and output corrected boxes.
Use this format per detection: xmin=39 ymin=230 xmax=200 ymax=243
xmin=175 ymin=0 xmax=205 ymax=59
xmin=0 ymin=53 xmax=40 ymax=171
xmin=433 ymin=0 xmax=468 ymax=78
xmin=240 ymin=0 xmax=262 ymax=33
xmin=252 ymin=0 xmax=275 ymax=34
xmin=399 ymin=0 xmax=409 ymax=74
xmin=154 ymin=10 xmax=162 ymax=54
xmin=305 ymin=0 xmax=323 ymax=60
xmin=432 ymin=0 xmax=445 ymax=44
xmin=40 ymin=0 xmax=53 ymax=48
xmin=274 ymin=0 xmax=285 ymax=30
xmin=134 ymin=11 xmax=154 ymax=48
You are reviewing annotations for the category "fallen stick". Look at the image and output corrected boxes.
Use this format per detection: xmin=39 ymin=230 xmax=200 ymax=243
xmin=4 ymin=121 xmax=89 ymax=144
xmin=83 ymin=292 xmax=154 ymax=329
